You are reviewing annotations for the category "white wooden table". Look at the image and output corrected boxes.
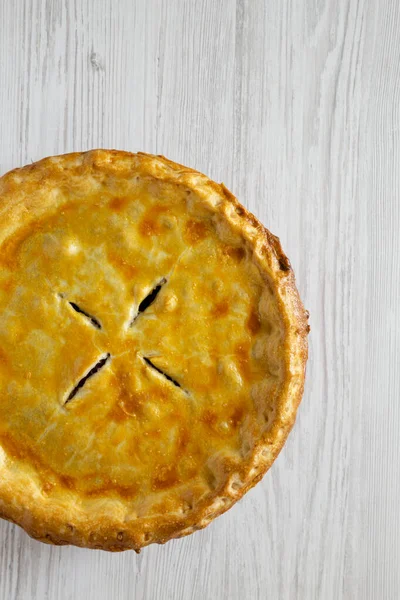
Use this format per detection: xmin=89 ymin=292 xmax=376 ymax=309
xmin=0 ymin=1 xmax=399 ymax=598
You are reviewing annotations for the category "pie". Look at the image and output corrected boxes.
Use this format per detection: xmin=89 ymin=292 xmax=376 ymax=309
xmin=0 ymin=150 xmax=309 ymax=551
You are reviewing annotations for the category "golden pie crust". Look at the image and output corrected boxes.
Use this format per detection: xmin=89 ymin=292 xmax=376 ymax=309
xmin=0 ymin=150 xmax=309 ymax=551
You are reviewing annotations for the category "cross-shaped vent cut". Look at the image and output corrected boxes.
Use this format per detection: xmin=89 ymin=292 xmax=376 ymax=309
xmin=61 ymin=274 xmax=186 ymax=407
xmin=64 ymin=353 xmax=110 ymax=405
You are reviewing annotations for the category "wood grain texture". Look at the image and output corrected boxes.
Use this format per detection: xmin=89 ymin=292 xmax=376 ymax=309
xmin=0 ymin=0 xmax=398 ymax=598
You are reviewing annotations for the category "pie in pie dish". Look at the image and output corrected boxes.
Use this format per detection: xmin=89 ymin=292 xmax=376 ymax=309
xmin=0 ymin=150 xmax=308 ymax=551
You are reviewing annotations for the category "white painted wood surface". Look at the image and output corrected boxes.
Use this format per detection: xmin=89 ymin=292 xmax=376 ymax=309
xmin=0 ymin=0 xmax=398 ymax=598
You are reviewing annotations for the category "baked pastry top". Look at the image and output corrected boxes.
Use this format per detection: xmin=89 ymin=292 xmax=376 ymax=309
xmin=0 ymin=150 xmax=308 ymax=551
